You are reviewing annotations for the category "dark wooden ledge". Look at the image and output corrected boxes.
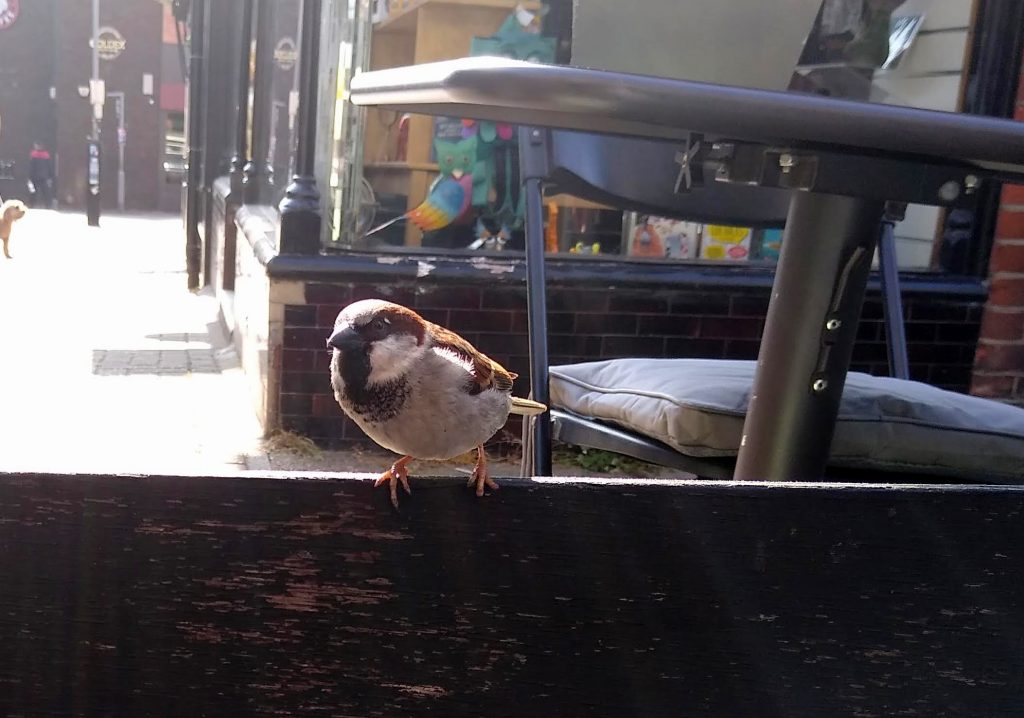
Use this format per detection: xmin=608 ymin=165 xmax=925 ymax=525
xmin=0 ymin=471 xmax=1021 ymax=716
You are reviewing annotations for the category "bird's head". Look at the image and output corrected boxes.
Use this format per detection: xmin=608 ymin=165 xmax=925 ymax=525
xmin=327 ymin=299 xmax=428 ymax=386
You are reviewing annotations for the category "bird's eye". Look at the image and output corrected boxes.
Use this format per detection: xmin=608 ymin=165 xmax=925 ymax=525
xmin=371 ymin=317 xmax=387 ymax=331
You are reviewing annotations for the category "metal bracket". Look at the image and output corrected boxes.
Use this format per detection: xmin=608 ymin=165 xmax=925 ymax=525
xmin=673 ymin=132 xmax=705 ymax=193
xmin=518 ymin=126 xmax=552 ymax=183
xmin=883 ymin=200 xmax=908 ymax=223
xmin=769 ymin=151 xmax=819 ymax=190
xmin=710 ymin=142 xmax=765 ymax=185
xmin=674 ymin=138 xmax=958 ymax=201
xmin=712 ymin=142 xmax=819 ymax=191
xmin=813 ymin=243 xmax=870 ymax=380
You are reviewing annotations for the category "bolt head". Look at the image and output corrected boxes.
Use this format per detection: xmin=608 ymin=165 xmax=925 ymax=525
xmin=938 ymin=181 xmax=960 ymax=202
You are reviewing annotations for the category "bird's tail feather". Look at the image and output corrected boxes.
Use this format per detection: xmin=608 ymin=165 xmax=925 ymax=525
xmin=510 ymin=396 xmax=547 ymax=416
xmin=363 ymin=213 xmax=407 ymax=238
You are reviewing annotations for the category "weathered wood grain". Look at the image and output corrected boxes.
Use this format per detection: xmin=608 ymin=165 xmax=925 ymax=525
xmin=0 ymin=472 xmax=1021 ymax=716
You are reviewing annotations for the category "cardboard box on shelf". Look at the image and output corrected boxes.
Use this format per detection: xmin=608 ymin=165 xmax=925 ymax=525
xmin=700 ymin=224 xmax=751 ymax=261
xmin=628 ymin=215 xmax=701 ymax=259
xmin=754 ymin=228 xmax=783 ymax=262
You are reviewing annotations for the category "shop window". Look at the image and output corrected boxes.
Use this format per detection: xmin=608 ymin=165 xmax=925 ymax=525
xmin=322 ymin=0 xmax=1018 ymax=277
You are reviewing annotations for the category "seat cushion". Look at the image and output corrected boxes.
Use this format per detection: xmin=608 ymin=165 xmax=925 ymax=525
xmin=549 ymin=359 xmax=1024 ymax=481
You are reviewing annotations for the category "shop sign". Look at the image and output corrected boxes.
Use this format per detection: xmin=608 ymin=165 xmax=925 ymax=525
xmin=97 ymin=26 xmax=127 ymax=61
xmin=0 ymin=0 xmax=20 ymax=31
xmin=274 ymin=37 xmax=297 ymax=71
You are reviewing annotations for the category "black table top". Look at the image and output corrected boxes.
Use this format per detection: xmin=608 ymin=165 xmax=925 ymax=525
xmin=350 ymin=57 xmax=1024 ymax=183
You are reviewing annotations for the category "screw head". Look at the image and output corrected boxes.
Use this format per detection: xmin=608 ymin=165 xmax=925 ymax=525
xmin=826 ymin=318 xmax=841 ymax=331
xmin=812 ymin=378 xmax=829 ymax=393
xmin=938 ymin=180 xmax=960 ymax=202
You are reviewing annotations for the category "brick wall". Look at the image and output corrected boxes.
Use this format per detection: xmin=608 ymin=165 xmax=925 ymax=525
xmin=971 ymin=59 xmax=1024 ymax=406
xmin=275 ymin=272 xmax=983 ymax=450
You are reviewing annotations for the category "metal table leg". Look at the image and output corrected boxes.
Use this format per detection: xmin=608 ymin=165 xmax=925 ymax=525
xmin=524 ymin=173 xmax=552 ymax=476
xmin=878 ymin=204 xmax=910 ymax=380
xmin=734 ymin=192 xmax=885 ymax=481
xmin=521 ymin=127 xmax=552 ymax=476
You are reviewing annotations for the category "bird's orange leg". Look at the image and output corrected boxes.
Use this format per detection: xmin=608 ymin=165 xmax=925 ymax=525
xmin=375 ymin=456 xmax=413 ymax=509
xmin=468 ymin=445 xmax=499 ymax=497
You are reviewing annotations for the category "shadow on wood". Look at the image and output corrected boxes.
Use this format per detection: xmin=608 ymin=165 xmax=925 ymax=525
xmin=0 ymin=471 xmax=1021 ymax=716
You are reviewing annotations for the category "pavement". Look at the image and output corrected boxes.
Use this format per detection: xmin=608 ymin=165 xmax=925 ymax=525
xmin=0 ymin=209 xmax=266 ymax=475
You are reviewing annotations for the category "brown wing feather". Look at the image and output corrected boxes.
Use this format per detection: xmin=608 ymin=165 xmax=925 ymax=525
xmin=429 ymin=322 xmax=516 ymax=395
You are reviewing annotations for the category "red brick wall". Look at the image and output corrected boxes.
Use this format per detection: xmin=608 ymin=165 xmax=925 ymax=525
xmin=971 ymin=57 xmax=1024 ymax=406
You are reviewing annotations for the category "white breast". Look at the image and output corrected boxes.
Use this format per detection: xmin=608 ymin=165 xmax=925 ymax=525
xmin=359 ymin=347 xmax=511 ymax=460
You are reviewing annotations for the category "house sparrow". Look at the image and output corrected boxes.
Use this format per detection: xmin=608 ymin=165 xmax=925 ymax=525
xmin=327 ymin=299 xmax=546 ymax=508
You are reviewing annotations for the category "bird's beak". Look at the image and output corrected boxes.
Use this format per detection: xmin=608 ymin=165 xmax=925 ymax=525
xmin=327 ymin=324 xmax=360 ymax=351
xmin=451 ymin=169 xmax=464 ymax=179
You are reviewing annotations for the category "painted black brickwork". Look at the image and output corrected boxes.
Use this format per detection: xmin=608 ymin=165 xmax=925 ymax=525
xmin=278 ymin=275 xmax=984 ymax=450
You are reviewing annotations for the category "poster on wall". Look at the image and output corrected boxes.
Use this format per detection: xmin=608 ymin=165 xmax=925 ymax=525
xmin=700 ymin=224 xmax=751 ymax=261
xmin=627 ymin=215 xmax=702 ymax=259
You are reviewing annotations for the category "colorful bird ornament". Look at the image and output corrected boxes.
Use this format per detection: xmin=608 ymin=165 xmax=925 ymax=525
xmin=364 ymin=136 xmax=477 ymax=238
xmin=405 ymin=171 xmax=474 ymax=232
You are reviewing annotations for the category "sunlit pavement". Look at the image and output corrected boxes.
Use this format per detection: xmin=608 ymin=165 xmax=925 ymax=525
xmin=0 ymin=209 xmax=265 ymax=475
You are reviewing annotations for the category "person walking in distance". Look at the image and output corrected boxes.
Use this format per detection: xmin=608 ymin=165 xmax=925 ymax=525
xmin=28 ymin=142 xmax=55 ymax=209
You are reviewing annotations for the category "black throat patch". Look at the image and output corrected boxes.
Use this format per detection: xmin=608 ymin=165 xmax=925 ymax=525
xmin=346 ymin=378 xmax=410 ymax=423
xmin=338 ymin=348 xmax=409 ymax=423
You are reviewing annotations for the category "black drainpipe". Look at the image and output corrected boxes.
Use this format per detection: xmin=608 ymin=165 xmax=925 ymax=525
xmin=278 ymin=0 xmax=324 ymax=255
xmin=185 ymin=0 xmax=206 ymax=290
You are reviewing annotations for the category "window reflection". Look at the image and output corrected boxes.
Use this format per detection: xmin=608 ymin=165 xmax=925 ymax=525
xmin=324 ymin=0 xmax=1006 ymax=276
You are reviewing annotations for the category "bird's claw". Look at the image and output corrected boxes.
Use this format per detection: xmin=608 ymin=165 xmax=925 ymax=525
xmin=467 ymin=471 xmax=500 ymax=497
xmin=375 ymin=460 xmax=412 ymax=509
xmin=468 ymin=449 xmax=499 ymax=497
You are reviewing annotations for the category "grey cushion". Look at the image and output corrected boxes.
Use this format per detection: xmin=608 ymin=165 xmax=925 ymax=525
xmin=550 ymin=359 xmax=1024 ymax=481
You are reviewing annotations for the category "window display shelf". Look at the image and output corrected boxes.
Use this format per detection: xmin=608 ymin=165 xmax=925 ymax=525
xmin=364 ymin=161 xmax=440 ymax=172
xmin=378 ymin=0 xmax=539 ymax=34
xmin=363 ymin=0 xmax=541 ymax=246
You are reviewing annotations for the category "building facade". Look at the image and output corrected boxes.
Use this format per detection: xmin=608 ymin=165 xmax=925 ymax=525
xmin=0 ymin=0 xmax=182 ymax=212
xmin=0 ymin=0 xmax=56 ymax=203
